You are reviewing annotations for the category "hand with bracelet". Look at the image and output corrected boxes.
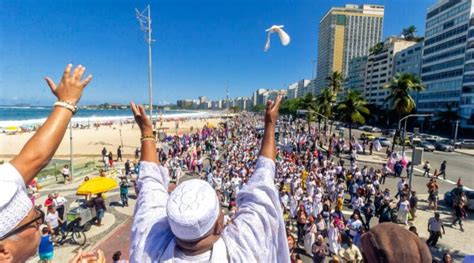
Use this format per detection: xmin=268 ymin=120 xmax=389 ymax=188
xmin=130 ymin=101 xmax=158 ymax=164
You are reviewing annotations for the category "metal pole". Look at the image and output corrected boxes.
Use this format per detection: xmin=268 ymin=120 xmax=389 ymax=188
xmin=147 ymin=5 xmax=153 ymax=123
xmin=409 ymin=141 xmax=415 ymax=192
xmin=69 ymin=120 xmax=73 ymax=181
xmin=454 ymin=120 xmax=459 ymax=147
xmin=401 ymin=118 xmax=408 ymax=156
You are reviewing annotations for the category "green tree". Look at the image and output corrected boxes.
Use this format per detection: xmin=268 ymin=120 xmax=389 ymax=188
xmin=317 ymin=88 xmax=335 ymax=132
xmin=326 ymin=71 xmax=344 ymax=96
xmin=279 ymin=98 xmax=301 ymax=116
xmin=385 ymin=73 xmax=424 ymax=119
xmin=402 ymin=25 xmax=417 ymax=41
xmin=298 ymin=93 xmax=318 ymax=130
xmin=434 ymin=103 xmax=465 ymax=136
xmin=337 ymin=89 xmax=370 ymax=148
xmin=251 ymin=104 xmax=266 ymax=112
xmin=369 ymin=42 xmax=384 ymax=55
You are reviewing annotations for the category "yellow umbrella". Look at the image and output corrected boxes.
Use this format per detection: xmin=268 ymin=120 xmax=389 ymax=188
xmin=5 ymin=126 xmax=18 ymax=131
xmin=76 ymin=177 xmax=118 ymax=195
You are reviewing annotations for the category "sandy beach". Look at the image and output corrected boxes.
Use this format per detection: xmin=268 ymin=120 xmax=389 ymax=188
xmin=0 ymin=116 xmax=224 ymax=161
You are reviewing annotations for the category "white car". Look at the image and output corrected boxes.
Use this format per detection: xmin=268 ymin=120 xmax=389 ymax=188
xmin=358 ymin=125 xmax=373 ymax=132
xmin=371 ymin=127 xmax=382 ymax=133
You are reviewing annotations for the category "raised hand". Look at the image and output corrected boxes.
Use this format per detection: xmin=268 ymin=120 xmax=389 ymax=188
xmin=264 ymin=95 xmax=282 ymax=126
xmin=130 ymin=101 xmax=153 ymax=135
xmin=45 ymin=64 xmax=92 ymax=104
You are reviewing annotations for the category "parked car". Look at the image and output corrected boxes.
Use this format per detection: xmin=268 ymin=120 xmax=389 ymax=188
xmin=382 ymin=129 xmax=396 ymax=137
xmin=335 ymin=125 xmax=345 ymax=132
xmin=360 ymin=133 xmax=376 ymax=140
xmin=415 ymin=140 xmax=435 ymax=152
xmin=370 ymin=127 xmax=382 ymax=133
xmin=444 ymin=187 xmax=474 ymax=210
xmin=460 ymin=139 xmax=474 ymax=149
xmin=435 ymin=141 xmax=454 ymax=152
xmin=358 ymin=125 xmax=373 ymax=132
xmin=376 ymin=137 xmax=392 ymax=147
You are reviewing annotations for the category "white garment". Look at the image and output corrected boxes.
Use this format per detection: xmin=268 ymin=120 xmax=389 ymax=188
xmin=328 ymin=226 xmax=341 ymax=254
xmin=130 ymin=157 xmax=290 ymax=263
xmin=46 ymin=212 xmax=60 ymax=228
xmin=161 ymin=237 xmax=228 ymax=263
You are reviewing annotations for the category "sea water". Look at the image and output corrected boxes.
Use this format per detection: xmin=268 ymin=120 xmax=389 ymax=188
xmin=0 ymin=106 xmax=208 ymax=127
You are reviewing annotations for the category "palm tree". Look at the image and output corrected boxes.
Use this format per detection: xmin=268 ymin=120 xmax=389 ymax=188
xmin=337 ymin=89 xmax=370 ymax=149
xmin=317 ymin=88 xmax=335 ymax=132
xmin=402 ymin=26 xmax=417 ymax=40
xmin=385 ymin=73 xmax=424 ymax=150
xmin=326 ymin=71 xmax=344 ymax=96
xmin=298 ymin=93 xmax=318 ymax=130
xmin=434 ymin=103 xmax=465 ymax=136
xmin=385 ymin=73 xmax=424 ymax=120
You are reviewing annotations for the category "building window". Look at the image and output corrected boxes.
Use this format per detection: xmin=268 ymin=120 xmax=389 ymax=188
xmin=421 ymin=68 xmax=463 ymax=82
xmin=421 ymin=58 xmax=464 ymax=73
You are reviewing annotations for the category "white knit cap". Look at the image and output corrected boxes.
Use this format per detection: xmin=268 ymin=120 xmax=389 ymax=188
xmin=166 ymin=179 xmax=219 ymax=241
xmin=0 ymin=164 xmax=33 ymax=238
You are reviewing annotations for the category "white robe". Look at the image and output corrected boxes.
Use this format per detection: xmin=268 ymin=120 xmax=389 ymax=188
xmin=130 ymin=157 xmax=290 ymax=263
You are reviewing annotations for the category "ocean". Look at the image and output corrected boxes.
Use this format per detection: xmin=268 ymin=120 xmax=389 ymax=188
xmin=0 ymin=106 xmax=208 ymax=127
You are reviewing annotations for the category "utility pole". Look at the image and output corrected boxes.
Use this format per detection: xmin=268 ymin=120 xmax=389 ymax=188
xmin=135 ymin=5 xmax=155 ymax=122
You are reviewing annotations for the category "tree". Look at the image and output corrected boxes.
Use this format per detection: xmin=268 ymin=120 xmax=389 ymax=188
xmin=279 ymin=98 xmax=301 ymax=116
xmin=385 ymin=73 xmax=424 ymax=150
xmin=298 ymin=93 xmax=318 ymax=130
xmin=317 ymin=88 xmax=335 ymax=132
xmin=385 ymin=73 xmax=424 ymax=119
xmin=369 ymin=42 xmax=384 ymax=55
xmin=402 ymin=25 xmax=417 ymax=41
xmin=337 ymin=89 xmax=370 ymax=149
xmin=251 ymin=104 xmax=266 ymax=112
xmin=326 ymin=71 xmax=344 ymax=96
xmin=434 ymin=103 xmax=465 ymax=136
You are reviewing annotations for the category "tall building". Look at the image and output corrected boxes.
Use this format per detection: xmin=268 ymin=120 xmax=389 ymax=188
xmin=346 ymin=56 xmax=368 ymax=94
xmin=313 ymin=4 xmax=384 ymax=95
xmin=287 ymin=83 xmax=299 ymax=99
xmin=419 ymin=0 xmax=473 ymax=129
xmin=364 ymin=37 xmax=419 ymax=106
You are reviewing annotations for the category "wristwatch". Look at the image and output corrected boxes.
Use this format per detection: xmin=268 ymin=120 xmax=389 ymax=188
xmin=54 ymin=101 xmax=78 ymax=114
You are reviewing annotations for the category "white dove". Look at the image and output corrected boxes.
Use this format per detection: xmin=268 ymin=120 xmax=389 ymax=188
xmin=264 ymin=25 xmax=291 ymax=52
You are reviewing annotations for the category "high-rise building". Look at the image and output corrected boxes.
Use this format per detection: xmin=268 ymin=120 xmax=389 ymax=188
xmin=287 ymin=83 xmax=299 ymax=99
xmin=419 ymin=0 xmax=473 ymax=129
xmin=346 ymin=56 xmax=368 ymax=95
xmin=313 ymin=4 xmax=384 ymax=95
xmin=364 ymin=37 xmax=419 ymax=106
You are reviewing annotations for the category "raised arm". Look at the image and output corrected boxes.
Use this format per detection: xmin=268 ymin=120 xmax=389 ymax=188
xmin=129 ymin=102 xmax=173 ymax=262
xmin=223 ymin=96 xmax=290 ymax=262
xmin=259 ymin=96 xmax=282 ymax=161
xmin=11 ymin=64 xmax=92 ymax=184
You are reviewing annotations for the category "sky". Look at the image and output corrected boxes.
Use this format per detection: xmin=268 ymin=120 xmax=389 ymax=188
xmin=0 ymin=0 xmax=434 ymax=106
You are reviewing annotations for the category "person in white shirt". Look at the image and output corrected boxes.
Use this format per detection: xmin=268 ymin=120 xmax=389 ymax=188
xmin=129 ymin=96 xmax=289 ymax=262
xmin=0 ymin=64 xmax=93 ymax=262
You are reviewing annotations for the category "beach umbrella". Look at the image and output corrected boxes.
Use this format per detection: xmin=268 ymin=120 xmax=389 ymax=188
xmin=264 ymin=25 xmax=291 ymax=52
xmin=5 ymin=126 xmax=18 ymax=131
xmin=76 ymin=177 xmax=118 ymax=195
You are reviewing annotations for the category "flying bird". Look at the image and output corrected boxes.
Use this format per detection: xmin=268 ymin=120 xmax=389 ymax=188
xmin=264 ymin=25 xmax=291 ymax=52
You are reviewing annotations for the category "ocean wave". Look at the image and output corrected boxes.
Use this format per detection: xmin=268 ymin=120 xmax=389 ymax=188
xmin=0 ymin=112 xmax=212 ymax=127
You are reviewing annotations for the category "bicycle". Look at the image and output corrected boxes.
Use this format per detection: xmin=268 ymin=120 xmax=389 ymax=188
xmin=57 ymin=217 xmax=87 ymax=246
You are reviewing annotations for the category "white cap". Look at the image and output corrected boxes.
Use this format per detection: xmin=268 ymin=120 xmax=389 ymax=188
xmin=166 ymin=179 xmax=219 ymax=241
xmin=0 ymin=163 xmax=33 ymax=238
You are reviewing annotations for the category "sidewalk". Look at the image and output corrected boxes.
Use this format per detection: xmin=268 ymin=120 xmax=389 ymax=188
xmin=455 ymin=148 xmax=474 ymax=157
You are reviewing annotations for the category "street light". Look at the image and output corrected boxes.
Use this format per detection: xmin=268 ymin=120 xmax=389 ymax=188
xmin=398 ymin=114 xmax=433 ymax=157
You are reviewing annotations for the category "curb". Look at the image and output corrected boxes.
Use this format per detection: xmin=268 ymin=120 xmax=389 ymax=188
xmin=454 ymin=150 xmax=474 ymax=157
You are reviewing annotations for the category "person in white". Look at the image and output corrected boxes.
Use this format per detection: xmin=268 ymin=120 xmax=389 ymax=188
xmin=129 ymin=96 xmax=290 ymax=262
xmin=0 ymin=64 xmax=94 ymax=262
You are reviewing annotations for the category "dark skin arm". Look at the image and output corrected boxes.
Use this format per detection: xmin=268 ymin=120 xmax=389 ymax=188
xmin=130 ymin=102 xmax=159 ymax=164
xmin=11 ymin=64 xmax=92 ymax=184
xmin=259 ymin=95 xmax=282 ymax=161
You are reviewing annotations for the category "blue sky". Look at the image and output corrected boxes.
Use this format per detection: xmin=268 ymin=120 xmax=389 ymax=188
xmin=0 ymin=0 xmax=433 ymax=105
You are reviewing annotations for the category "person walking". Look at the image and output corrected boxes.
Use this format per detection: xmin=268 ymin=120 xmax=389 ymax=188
xmin=362 ymin=200 xmax=375 ymax=229
xmin=38 ymin=227 xmax=54 ymax=263
xmin=108 ymin=151 xmax=114 ymax=167
xmin=117 ymin=146 xmax=123 ymax=162
xmin=426 ymin=212 xmax=445 ymax=248
xmin=422 ymin=161 xmax=431 ymax=177
xmin=101 ymin=147 xmax=107 ymax=163
xmin=439 ymin=160 xmax=447 ymax=180
xmin=61 ymin=164 xmax=70 ymax=184
xmin=119 ymin=178 xmax=129 ymax=207
xmin=53 ymin=192 xmax=67 ymax=221
xmin=409 ymin=191 xmax=418 ymax=220
xmin=427 ymin=178 xmax=439 ymax=211
xmin=452 ymin=198 xmax=467 ymax=232
xmin=93 ymin=193 xmax=106 ymax=226
xmin=397 ymin=195 xmax=410 ymax=225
